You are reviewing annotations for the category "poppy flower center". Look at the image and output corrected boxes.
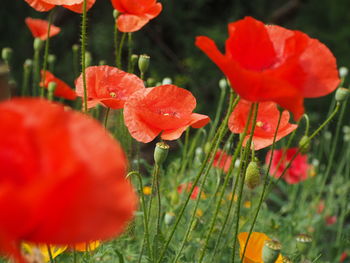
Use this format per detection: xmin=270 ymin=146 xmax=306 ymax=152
xmin=157 ymin=109 xmax=180 ymax=118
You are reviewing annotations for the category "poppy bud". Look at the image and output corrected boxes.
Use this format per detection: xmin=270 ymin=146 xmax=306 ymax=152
xmin=295 ymin=234 xmax=312 ymax=254
xmin=298 ymin=135 xmax=310 ymax=153
xmin=245 ymin=160 xmax=261 ymax=189
xmin=219 ymin=78 xmax=228 ymax=90
xmin=24 ymin=59 xmax=33 ymax=70
xmin=138 ymin=54 xmax=150 ymax=75
xmin=146 ymin=77 xmax=156 ymax=87
xmin=85 ymin=51 xmax=92 ymax=67
xmin=47 ymin=81 xmax=57 ymax=101
xmin=131 ymin=54 xmax=138 ymax=66
xmin=262 ymin=239 xmax=281 ymax=263
xmin=34 ymin=38 xmax=44 ymax=51
xmin=113 ymin=9 xmax=119 ymax=19
xmin=1 ymin=47 xmax=12 ymax=63
xmin=335 ymin=87 xmax=349 ymax=103
xmin=72 ymin=44 xmax=79 ymax=53
xmin=48 ymin=54 xmax=56 ymax=64
xmin=339 ymin=67 xmax=348 ymax=78
xmin=162 ymin=77 xmax=172 ymax=85
xmin=99 ymin=60 xmax=106 ymax=66
xmin=154 ymin=141 xmax=170 ymax=166
xmin=164 ymin=212 xmax=175 ymax=225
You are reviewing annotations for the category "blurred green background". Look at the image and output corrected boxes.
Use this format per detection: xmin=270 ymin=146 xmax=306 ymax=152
xmin=1 ymin=0 xmax=350 ymax=119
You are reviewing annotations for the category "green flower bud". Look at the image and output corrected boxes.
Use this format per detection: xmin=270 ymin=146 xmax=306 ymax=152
xmin=113 ymin=9 xmax=119 ymax=19
xmin=34 ymin=38 xmax=44 ymax=51
xmin=219 ymin=78 xmax=228 ymax=90
xmin=48 ymin=54 xmax=56 ymax=64
xmin=335 ymin=87 xmax=350 ymax=103
xmin=162 ymin=77 xmax=172 ymax=85
xmin=262 ymin=239 xmax=281 ymax=263
xmin=339 ymin=67 xmax=348 ymax=78
xmin=131 ymin=54 xmax=139 ymax=66
xmin=138 ymin=54 xmax=150 ymax=74
xmin=245 ymin=160 xmax=261 ymax=189
xmin=72 ymin=44 xmax=79 ymax=53
xmin=1 ymin=47 xmax=13 ymax=63
xmin=154 ymin=141 xmax=169 ymax=165
xmin=47 ymin=81 xmax=57 ymax=101
xmin=295 ymin=234 xmax=312 ymax=255
xmin=24 ymin=59 xmax=33 ymax=70
xmin=164 ymin=212 xmax=175 ymax=225
xmin=99 ymin=60 xmax=106 ymax=66
xmin=298 ymin=135 xmax=310 ymax=153
xmin=146 ymin=77 xmax=156 ymax=87
xmin=85 ymin=51 xmax=92 ymax=67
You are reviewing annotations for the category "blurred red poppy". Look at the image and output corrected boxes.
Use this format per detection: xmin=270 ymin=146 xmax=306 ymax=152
xmin=75 ymin=65 xmax=145 ymax=109
xmin=0 ymin=98 xmax=137 ymax=262
xmin=111 ymin=0 xmax=162 ymax=32
xmin=340 ymin=252 xmax=348 ymax=262
xmin=25 ymin=18 xmax=61 ymax=40
xmin=213 ymin=149 xmax=232 ymax=173
xmin=325 ymin=215 xmax=337 ymax=225
xmin=123 ymin=85 xmax=210 ymax=143
xmin=229 ymin=100 xmax=297 ymax=150
xmin=177 ymin=183 xmax=199 ymax=200
xmin=196 ymin=16 xmax=340 ymax=120
xmin=23 ymin=0 xmax=95 ymax=13
xmin=266 ymin=148 xmax=309 ymax=184
xmin=41 ymin=70 xmax=77 ymax=100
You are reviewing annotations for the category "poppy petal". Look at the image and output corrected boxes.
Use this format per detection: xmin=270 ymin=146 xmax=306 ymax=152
xmin=189 ymin=113 xmax=210 ymax=128
xmin=161 ymin=126 xmax=188 ymax=141
xmin=23 ymin=0 xmax=55 ymax=12
xmin=117 ymin=14 xmax=150 ymax=33
xmin=25 ymin=18 xmax=61 ymax=40
xmin=63 ymin=0 xmax=95 ymax=13
xmin=41 ymin=70 xmax=77 ymax=100
xmin=41 ymin=0 xmax=82 ymax=5
xmin=144 ymin=2 xmax=162 ymax=19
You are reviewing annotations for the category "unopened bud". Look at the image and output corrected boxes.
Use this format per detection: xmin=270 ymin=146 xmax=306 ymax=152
xmin=296 ymin=234 xmax=312 ymax=255
xmin=219 ymin=78 xmax=228 ymax=90
xmin=48 ymin=54 xmax=56 ymax=64
xmin=298 ymin=135 xmax=310 ymax=153
xmin=113 ymin=9 xmax=119 ymax=19
xmin=154 ymin=141 xmax=169 ymax=165
xmin=85 ymin=51 xmax=92 ymax=67
xmin=24 ymin=59 xmax=33 ymax=70
xmin=138 ymin=54 xmax=150 ymax=74
xmin=146 ymin=77 xmax=156 ymax=87
xmin=47 ymin=81 xmax=57 ymax=101
xmin=34 ymin=38 xmax=44 ymax=51
xmin=245 ymin=160 xmax=261 ymax=189
xmin=72 ymin=44 xmax=79 ymax=53
xmin=262 ymin=239 xmax=281 ymax=263
xmin=162 ymin=77 xmax=172 ymax=85
xmin=339 ymin=67 xmax=348 ymax=78
xmin=335 ymin=87 xmax=349 ymax=103
xmin=1 ymin=47 xmax=13 ymax=63
xmin=164 ymin=212 xmax=175 ymax=225
xmin=131 ymin=54 xmax=138 ymax=66
xmin=99 ymin=60 xmax=106 ymax=66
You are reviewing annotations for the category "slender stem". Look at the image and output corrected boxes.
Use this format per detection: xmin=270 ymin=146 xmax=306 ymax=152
xmin=81 ymin=0 xmax=88 ymax=113
xmin=114 ymin=21 xmax=119 ymax=67
xmin=32 ymin=46 xmax=41 ymax=97
xmin=127 ymin=33 xmax=133 ymax=72
xmin=40 ymin=9 xmax=54 ymax=98
xmin=232 ymin=103 xmax=259 ymax=263
xmin=104 ymin=107 xmax=111 ymax=128
xmin=22 ymin=62 xmax=31 ymax=96
xmin=241 ymin=111 xmax=283 ymax=261
xmin=47 ymin=244 xmax=54 ymax=263
xmin=155 ymin=164 xmax=162 ymax=252
xmin=117 ymin=33 xmax=126 ymax=69
xmin=303 ymin=114 xmax=310 ymax=136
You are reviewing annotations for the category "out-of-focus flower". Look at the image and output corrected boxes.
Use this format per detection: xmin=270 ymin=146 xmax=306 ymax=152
xmin=111 ymin=0 xmax=162 ymax=32
xmin=340 ymin=252 xmax=348 ymax=262
xmin=212 ymin=149 xmax=232 ymax=173
xmin=41 ymin=70 xmax=77 ymax=100
xmin=177 ymin=183 xmax=199 ymax=200
xmin=196 ymin=209 xmax=204 ymax=217
xmin=238 ymin=232 xmax=283 ymax=263
xmin=325 ymin=215 xmax=337 ymax=225
xmin=22 ymin=243 xmax=67 ymax=262
xmin=266 ymin=148 xmax=309 ymax=184
xmin=229 ymin=100 xmax=297 ymax=150
xmin=244 ymin=201 xmax=251 ymax=209
xmin=196 ymin=16 xmax=340 ymax=120
xmin=25 ymin=18 xmax=61 ymax=40
xmin=124 ymin=85 xmax=210 ymax=143
xmin=23 ymin=0 xmax=96 ymax=13
xmin=0 ymin=98 xmax=137 ymax=262
xmin=143 ymin=186 xmax=152 ymax=195
xmin=317 ymin=200 xmax=325 ymax=214
xmin=72 ymin=241 xmax=100 ymax=252
xmin=75 ymin=65 xmax=145 ymax=109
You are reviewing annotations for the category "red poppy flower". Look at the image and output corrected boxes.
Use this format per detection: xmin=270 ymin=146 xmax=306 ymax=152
xmin=75 ymin=65 xmax=145 ymax=109
xmin=317 ymin=200 xmax=325 ymax=214
xmin=23 ymin=0 xmax=95 ymax=13
xmin=0 ymin=98 xmax=137 ymax=262
xmin=340 ymin=252 xmax=348 ymax=262
xmin=41 ymin=70 xmax=77 ymax=100
xmin=229 ymin=99 xmax=297 ymax=150
xmin=177 ymin=183 xmax=199 ymax=200
xmin=196 ymin=16 xmax=340 ymax=120
xmin=25 ymin=18 xmax=61 ymax=40
xmin=325 ymin=215 xmax=337 ymax=225
xmin=123 ymin=85 xmax=210 ymax=143
xmin=213 ymin=149 xmax=232 ymax=173
xmin=266 ymin=148 xmax=309 ymax=184
xmin=111 ymin=0 xmax=162 ymax=32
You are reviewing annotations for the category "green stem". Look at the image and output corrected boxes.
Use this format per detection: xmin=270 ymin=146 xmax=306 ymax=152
xmin=127 ymin=33 xmax=133 ymax=72
xmin=22 ymin=61 xmax=31 ymax=96
xmin=117 ymin=33 xmax=126 ymax=69
xmin=303 ymin=114 xmax=310 ymax=136
xmin=47 ymin=244 xmax=54 ymax=263
xmin=241 ymin=111 xmax=283 ymax=261
xmin=104 ymin=107 xmax=111 ymax=128
xmin=40 ymin=9 xmax=54 ymax=98
xmin=32 ymin=46 xmax=41 ymax=97
xmin=232 ymin=103 xmax=259 ymax=263
xmin=114 ymin=21 xmax=119 ymax=67
xmin=81 ymin=0 xmax=88 ymax=113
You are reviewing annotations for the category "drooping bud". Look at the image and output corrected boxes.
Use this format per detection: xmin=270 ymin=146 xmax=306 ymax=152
xmin=262 ymin=239 xmax=281 ymax=263
xmin=154 ymin=141 xmax=170 ymax=166
xmin=164 ymin=212 xmax=175 ymax=225
xmin=162 ymin=77 xmax=172 ymax=85
xmin=298 ymin=135 xmax=310 ymax=153
xmin=34 ymin=38 xmax=44 ymax=51
xmin=295 ymin=234 xmax=312 ymax=255
xmin=138 ymin=54 xmax=150 ymax=75
xmin=1 ymin=47 xmax=13 ymax=64
xmin=335 ymin=87 xmax=350 ymax=103
xmin=47 ymin=81 xmax=57 ymax=101
xmin=245 ymin=160 xmax=261 ymax=189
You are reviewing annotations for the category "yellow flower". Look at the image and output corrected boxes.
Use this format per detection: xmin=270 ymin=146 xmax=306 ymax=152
xmin=227 ymin=193 xmax=238 ymax=201
xmin=200 ymin=192 xmax=207 ymax=200
xmin=196 ymin=209 xmax=204 ymax=217
xmin=143 ymin=186 xmax=152 ymax=195
xmin=22 ymin=243 xmax=67 ymax=263
xmin=238 ymin=232 xmax=283 ymax=263
xmin=73 ymin=241 xmax=101 ymax=252
xmin=244 ymin=201 xmax=251 ymax=208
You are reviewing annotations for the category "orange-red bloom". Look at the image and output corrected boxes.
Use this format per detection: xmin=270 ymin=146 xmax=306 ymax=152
xmin=75 ymin=65 xmax=145 ymax=109
xmin=41 ymin=70 xmax=77 ymax=100
xmin=196 ymin=16 xmax=340 ymax=120
xmin=23 ymin=0 xmax=95 ymax=13
xmin=213 ymin=149 xmax=232 ymax=173
xmin=177 ymin=183 xmax=199 ymax=200
xmin=123 ymin=85 xmax=210 ymax=143
xmin=266 ymin=148 xmax=309 ymax=184
xmin=229 ymin=100 xmax=297 ymax=150
xmin=111 ymin=0 xmax=162 ymax=32
xmin=25 ymin=18 xmax=61 ymax=40
xmin=0 ymin=98 xmax=137 ymax=262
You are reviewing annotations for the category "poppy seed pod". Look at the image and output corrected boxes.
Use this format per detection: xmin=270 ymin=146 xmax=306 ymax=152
xmin=296 ymin=234 xmax=312 ymax=255
xmin=47 ymin=81 xmax=57 ymax=101
xmin=113 ymin=9 xmax=119 ymax=19
xmin=245 ymin=160 xmax=261 ymax=189
xmin=138 ymin=54 xmax=150 ymax=75
xmin=219 ymin=78 xmax=228 ymax=90
xmin=298 ymin=135 xmax=310 ymax=153
xmin=24 ymin=59 xmax=33 ymax=69
xmin=339 ymin=67 xmax=348 ymax=78
xmin=164 ymin=212 xmax=175 ymax=225
xmin=33 ymin=38 xmax=44 ymax=51
xmin=131 ymin=54 xmax=139 ymax=67
xmin=1 ymin=47 xmax=13 ymax=63
xmin=335 ymin=87 xmax=350 ymax=103
xmin=262 ymin=239 xmax=281 ymax=263
xmin=154 ymin=141 xmax=170 ymax=165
